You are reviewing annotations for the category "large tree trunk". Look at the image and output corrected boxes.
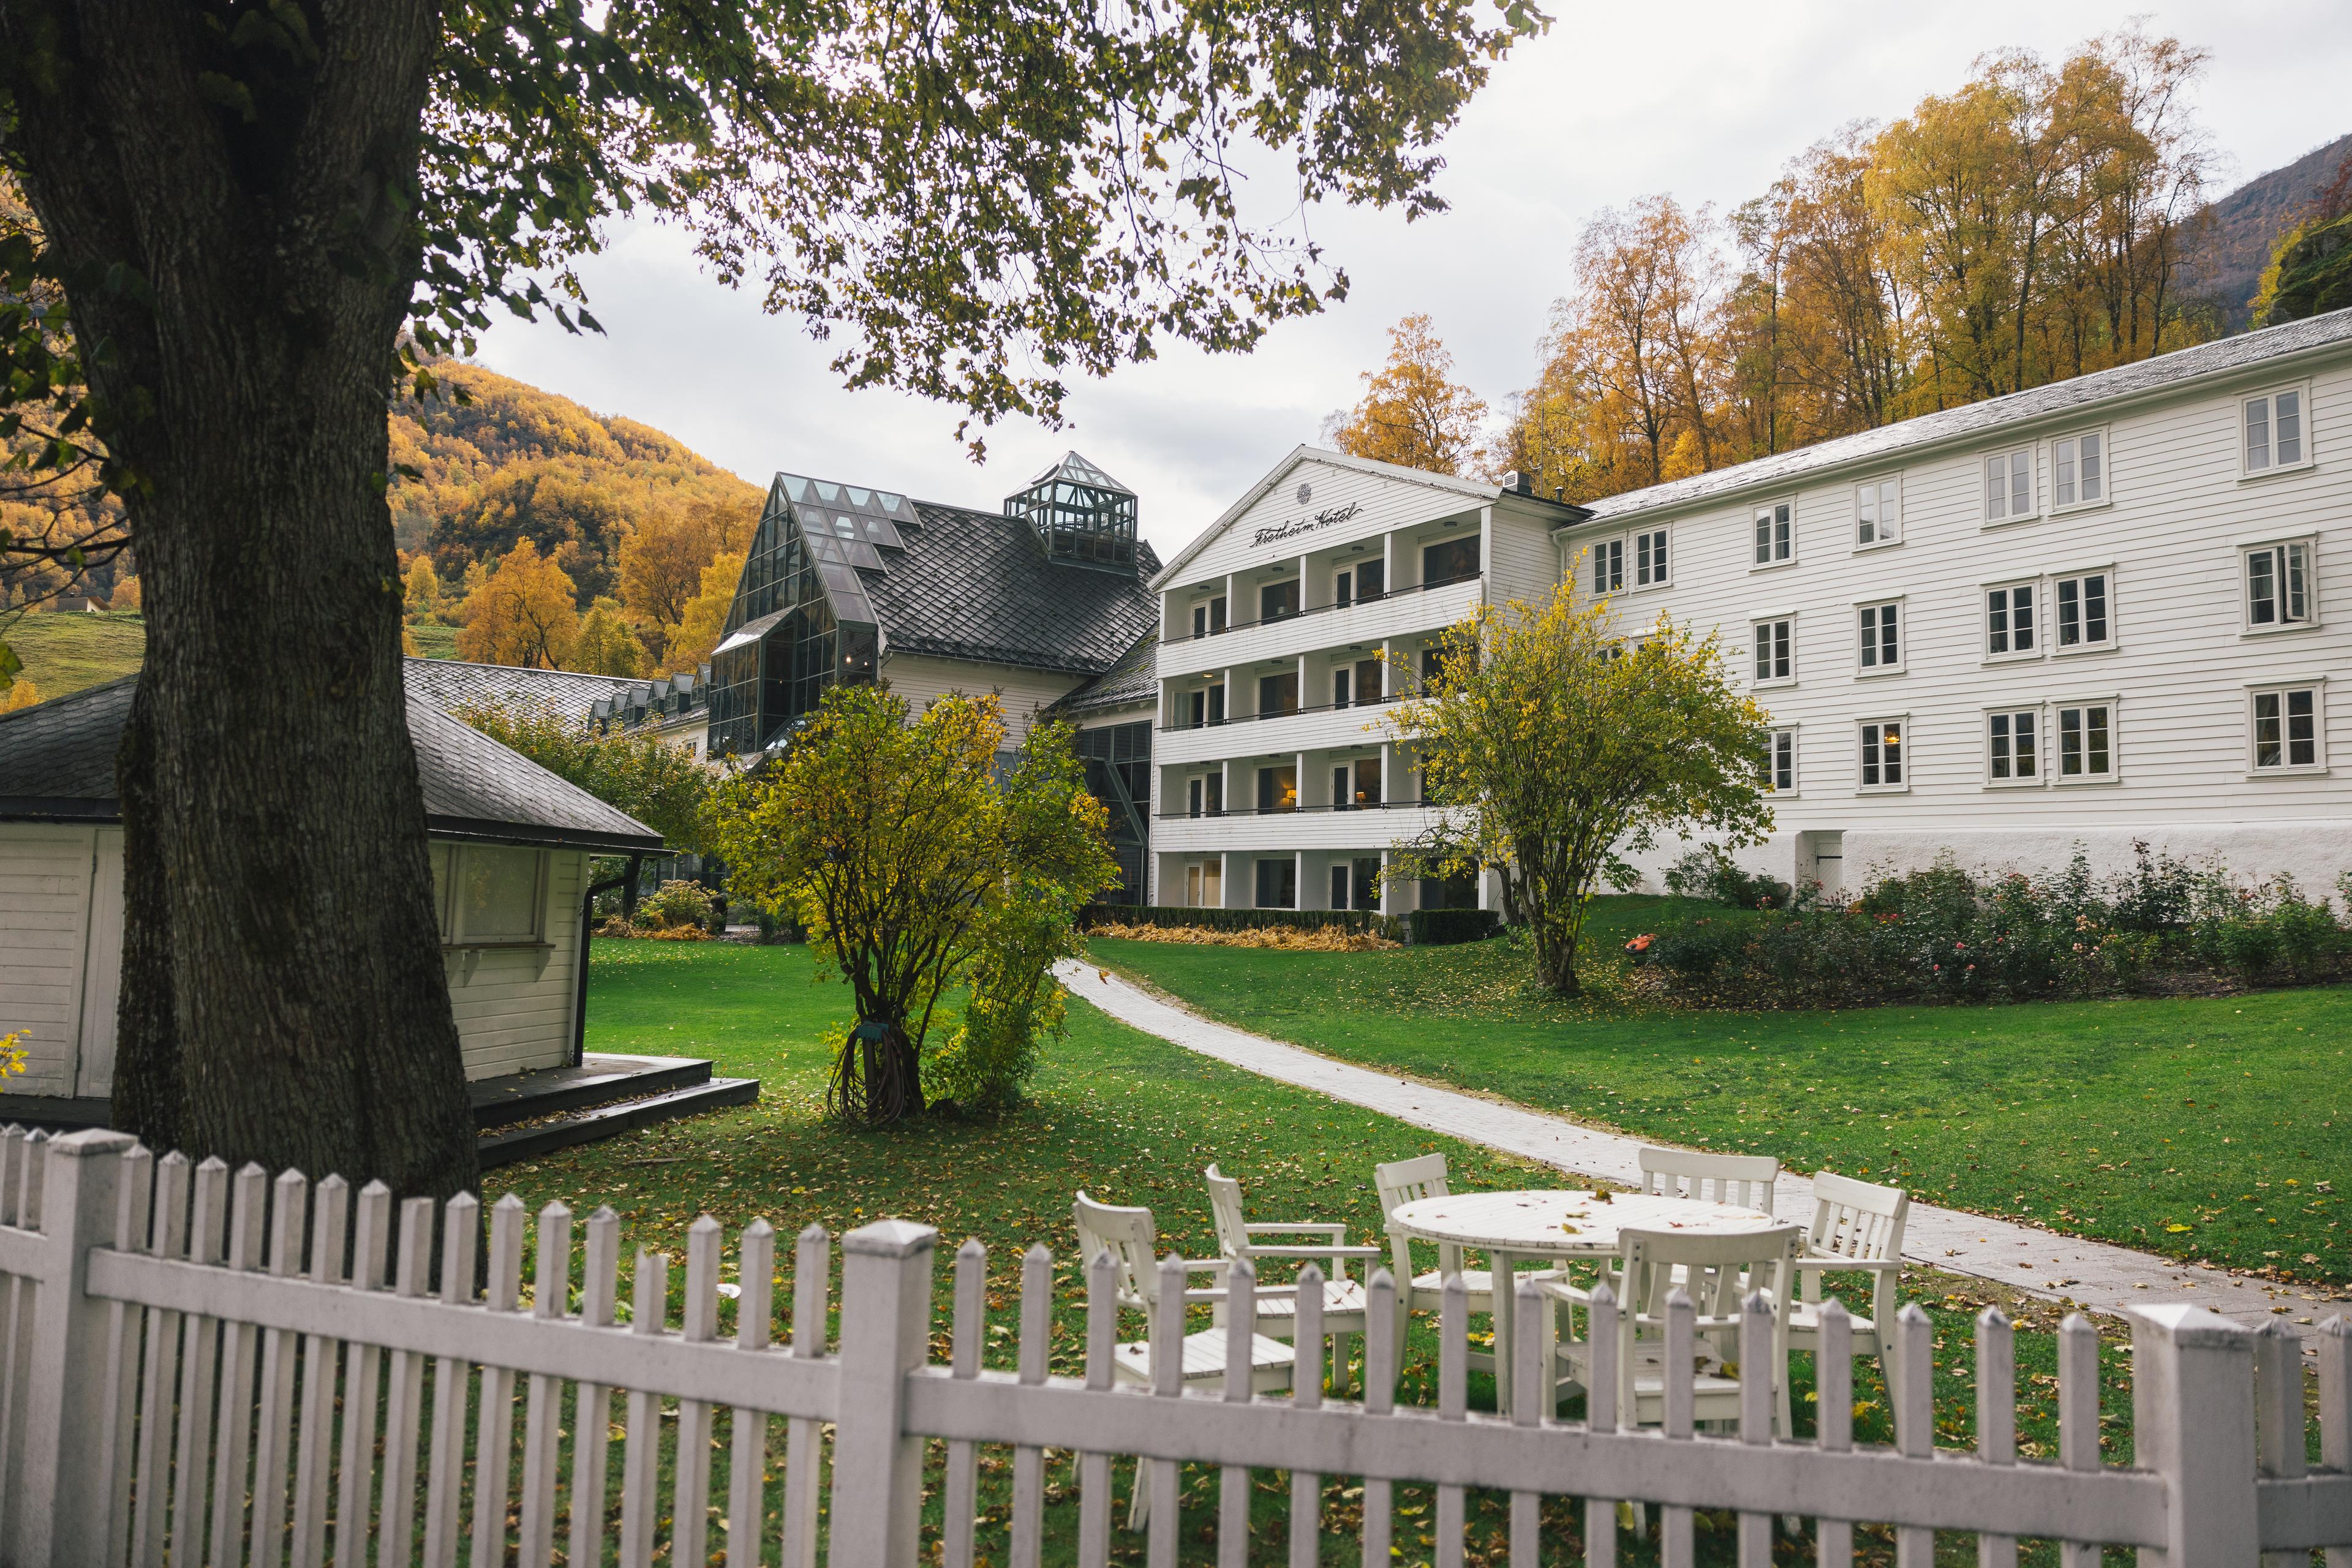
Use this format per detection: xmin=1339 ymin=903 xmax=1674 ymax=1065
xmin=4 ymin=0 xmax=478 ymax=1198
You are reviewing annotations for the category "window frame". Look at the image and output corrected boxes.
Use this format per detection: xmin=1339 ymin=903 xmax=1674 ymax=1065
xmin=2049 ymin=426 xmax=2111 ymax=513
xmin=2240 ymin=535 xmax=2319 ymax=636
xmin=2051 ymin=695 xmax=2120 ymax=786
xmin=2246 ymin=679 xmax=2328 ymax=777
xmin=1855 ymin=595 xmax=1905 ymax=677
xmin=1632 ymin=524 xmax=1672 ymax=589
xmin=1982 ymin=445 xmax=2038 ymax=526
xmin=1765 ymin=725 xmax=1800 ymax=796
xmin=1587 ymin=535 xmax=1626 ymax=595
xmin=1981 ymin=577 xmax=2041 ymax=663
xmin=1983 ymin=703 xmax=2045 ymax=788
xmin=1750 ymin=612 xmax=1796 ymax=688
xmin=1752 ymin=499 xmax=1796 ymax=569
xmin=2050 ymin=565 xmax=2117 ymax=655
xmin=2240 ymin=381 xmax=2314 ymax=479
xmin=442 ymin=843 xmax=549 ymax=947
xmin=1856 ymin=715 xmax=1910 ymax=794
xmin=1853 ymin=477 xmax=1903 ymax=550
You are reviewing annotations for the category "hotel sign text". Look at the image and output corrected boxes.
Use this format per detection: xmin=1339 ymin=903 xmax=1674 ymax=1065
xmin=1251 ymin=502 xmax=1363 ymax=548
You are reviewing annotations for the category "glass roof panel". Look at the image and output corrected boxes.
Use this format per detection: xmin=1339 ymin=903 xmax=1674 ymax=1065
xmin=1023 ymin=450 xmax=1133 ymax=496
xmin=780 ymin=475 xmax=815 ymax=503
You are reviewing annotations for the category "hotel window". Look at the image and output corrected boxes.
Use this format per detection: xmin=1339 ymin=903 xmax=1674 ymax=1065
xmin=1259 ymin=578 xmax=1300 ymax=622
xmin=2055 ymin=701 xmax=2115 ymax=782
xmin=1186 ymin=774 xmax=1226 ymax=818
xmin=1257 ymin=669 xmax=1299 ymax=717
xmin=1753 ymin=500 xmax=1793 ymax=565
xmin=1858 ymin=718 xmax=1905 ymax=790
xmin=1255 ymin=764 xmax=1298 ymax=813
xmin=1335 ymin=559 xmax=1385 ymax=606
xmin=2250 ymin=684 xmax=2323 ymax=772
xmin=1752 ymin=617 xmax=1793 ymax=684
xmin=1766 ymin=728 xmax=1798 ymax=793
xmin=1857 ymin=600 xmax=1902 ymax=673
xmin=1332 ymin=655 xmax=1381 ymax=708
xmin=1634 ymin=527 xmax=1670 ymax=587
xmin=1332 ymin=756 xmax=1382 ymax=810
xmin=1591 ymin=537 xmax=1624 ymax=594
xmin=1855 ymin=478 xmax=1901 ymax=546
xmin=1422 ymin=536 xmax=1480 ymax=587
xmin=1183 ymin=684 xmax=1225 ymax=728
xmin=1254 ymin=857 xmax=1298 ymax=910
xmin=1986 ymin=707 xmax=2040 ymax=783
xmin=2244 ymin=540 xmax=2315 ymax=630
xmin=1189 ymin=595 xmax=1226 ymax=638
xmin=1185 ymin=860 xmax=1222 ymax=907
xmin=2052 ymin=430 xmax=2105 ymax=509
xmin=1985 ymin=582 xmax=2037 ymax=658
xmin=2243 ymin=386 xmax=2309 ymax=475
xmin=2053 ymin=571 xmax=2112 ymax=650
xmin=1984 ymin=447 xmax=2034 ymax=522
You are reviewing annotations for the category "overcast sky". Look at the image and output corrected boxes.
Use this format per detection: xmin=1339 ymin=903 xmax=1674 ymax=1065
xmin=474 ymin=0 xmax=2352 ymax=561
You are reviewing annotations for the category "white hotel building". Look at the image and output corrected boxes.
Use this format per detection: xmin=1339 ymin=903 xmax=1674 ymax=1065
xmin=1148 ymin=307 xmax=2352 ymax=911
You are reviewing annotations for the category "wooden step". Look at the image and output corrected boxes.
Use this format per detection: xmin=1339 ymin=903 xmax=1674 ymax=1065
xmin=470 ymin=1054 xmax=714 ymax=1129
xmin=476 ymin=1077 xmax=760 ymax=1169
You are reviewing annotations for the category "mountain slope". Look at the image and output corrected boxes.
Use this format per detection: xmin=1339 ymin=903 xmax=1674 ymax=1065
xmin=2184 ymin=130 xmax=2352 ymax=331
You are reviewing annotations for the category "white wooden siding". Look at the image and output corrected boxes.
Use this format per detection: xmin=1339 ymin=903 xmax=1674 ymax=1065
xmin=0 ymin=823 xmax=96 ymax=1096
xmin=1557 ymin=350 xmax=2352 ymax=888
xmin=1 ymin=832 xmax=584 ymax=1095
xmin=880 ymin=655 xmax=1081 ymax=741
xmin=445 ymin=847 xmax=584 ymax=1081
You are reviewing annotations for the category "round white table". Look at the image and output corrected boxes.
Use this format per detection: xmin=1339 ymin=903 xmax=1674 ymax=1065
xmin=1386 ymin=1189 xmax=1785 ymax=1412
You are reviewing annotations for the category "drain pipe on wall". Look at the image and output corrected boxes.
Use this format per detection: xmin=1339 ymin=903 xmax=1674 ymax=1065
xmin=573 ymin=853 xmax=644 ymax=1068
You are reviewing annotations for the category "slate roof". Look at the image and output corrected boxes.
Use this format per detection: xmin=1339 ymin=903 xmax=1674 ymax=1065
xmin=862 ymin=500 xmax=1162 ymax=676
xmin=0 ymin=674 xmax=663 ymax=853
xmin=1578 ymin=304 xmax=2352 ymax=524
xmin=1056 ymin=629 xmax=1159 ymax=716
xmin=403 ymin=657 xmax=639 ymax=724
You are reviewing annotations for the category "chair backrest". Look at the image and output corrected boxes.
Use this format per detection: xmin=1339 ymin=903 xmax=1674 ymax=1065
xmin=1635 ymin=1146 xmax=1781 ymax=1215
xmin=1616 ymin=1224 xmax=1802 ymax=1324
xmin=1373 ymin=1154 xmax=1451 ymax=1282
xmin=1802 ymin=1169 xmax=1909 ymax=1262
xmin=1203 ymin=1165 xmax=1250 ymax=1262
xmin=1073 ymin=1191 xmax=1161 ymax=1310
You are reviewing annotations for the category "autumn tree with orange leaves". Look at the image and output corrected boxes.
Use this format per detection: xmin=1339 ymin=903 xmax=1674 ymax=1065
xmin=457 ymin=541 xmax=581 ymax=670
xmin=1326 ymin=314 xmax=1490 ymax=477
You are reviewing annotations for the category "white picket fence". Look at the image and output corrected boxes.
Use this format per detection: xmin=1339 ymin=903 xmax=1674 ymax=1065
xmin=0 ymin=1128 xmax=2348 ymax=1567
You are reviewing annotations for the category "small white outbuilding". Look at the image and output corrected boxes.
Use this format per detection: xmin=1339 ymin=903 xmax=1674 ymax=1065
xmin=0 ymin=673 xmax=665 ymax=1123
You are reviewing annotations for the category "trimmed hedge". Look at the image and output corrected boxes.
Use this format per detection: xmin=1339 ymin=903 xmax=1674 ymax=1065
xmin=1082 ymin=903 xmax=1503 ymax=946
xmin=1408 ymin=908 xmax=1502 ymax=946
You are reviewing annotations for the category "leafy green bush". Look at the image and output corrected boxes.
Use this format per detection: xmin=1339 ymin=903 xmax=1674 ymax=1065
xmin=639 ymin=879 xmax=714 ymax=932
xmin=1632 ymin=847 xmax=2349 ymax=1007
xmin=1661 ymin=843 xmax=1790 ymax=910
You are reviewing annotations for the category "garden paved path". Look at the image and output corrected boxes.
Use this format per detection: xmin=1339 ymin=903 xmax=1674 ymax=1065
xmin=1058 ymin=960 xmax=2345 ymax=1358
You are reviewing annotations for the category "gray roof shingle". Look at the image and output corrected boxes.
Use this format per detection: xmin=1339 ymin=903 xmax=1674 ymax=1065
xmin=1578 ymin=306 xmax=2352 ymax=523
xmin=1056 ymin=629 xmax=1159 ymax=715
xmin=0 ymin=673 xmax=663 ymax=853
xmin=862 ymin=501 xmax=1161 ymax=674
xmin=403 ymin=658 xmax=641 ymax=723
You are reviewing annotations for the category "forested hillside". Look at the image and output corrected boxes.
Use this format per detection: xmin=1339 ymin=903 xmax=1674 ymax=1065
xmin=2184 ymin=130 xmax=2352 ymax=330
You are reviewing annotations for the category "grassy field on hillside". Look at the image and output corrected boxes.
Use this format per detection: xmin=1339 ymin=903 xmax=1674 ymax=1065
xmin=407 ymin=619 xmax=459 ymax=658
xmin=1091 ymin=903 xmax=2350 ymax=1289
xmin=480 ymin=938 xmax=2157 ymax=1564
xmin=6 ymin=609 xmax=145 ymax=698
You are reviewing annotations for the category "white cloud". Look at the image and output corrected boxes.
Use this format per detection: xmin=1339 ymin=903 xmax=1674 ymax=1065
xmin=474 ymin=0 xmax=2351 ymax=560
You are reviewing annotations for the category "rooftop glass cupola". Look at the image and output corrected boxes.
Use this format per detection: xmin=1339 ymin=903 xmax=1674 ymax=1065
xmin=1006 ymin=451 xmax=1139 ymax=573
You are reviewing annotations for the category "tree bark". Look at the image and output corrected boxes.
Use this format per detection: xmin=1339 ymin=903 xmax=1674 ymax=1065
xmin=4 ymin=0 xmax=479 ymax=1198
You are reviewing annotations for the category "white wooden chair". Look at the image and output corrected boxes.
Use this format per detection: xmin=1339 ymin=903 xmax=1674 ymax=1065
xmin=1636 ymin=1146 xmax=1781 ymax=1213
xmin=1543 ymin=1223 xmax=1803 ymax=1438
xmin=1372 ymin=1153 xmax=1561 ymax=1370
xmin=1202 ymin=1165 xmax=1380 ymax=1393
xmin=1074 ymin=1192 xmax=1297 ymax=1531
xmin=1785 ymin=1169 xmax=1910 ymax=1408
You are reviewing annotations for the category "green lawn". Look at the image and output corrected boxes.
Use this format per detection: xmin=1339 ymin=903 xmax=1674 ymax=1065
xmin=1090 ymin=902 xmax=2350 ymax=1289
xmin=407 ymin=619 xmax=459 ymax=658
xmin=6 ymin=608 xmax=145 ymax=698
xmin=480 ymin=938 xmax=2160 ymax=1564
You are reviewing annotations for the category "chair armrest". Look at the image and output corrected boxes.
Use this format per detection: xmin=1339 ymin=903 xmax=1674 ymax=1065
xmin=1183 ymin=1284 xmax=1303 ymax=1305
xmin=1534 ymin=1279 xmax=1599 ymax=1305
xmin=1245 ymin=1223 xmax=1350 ymax=1239
xmin=1238 ymin=1245 xmax=1386 ymax=1261
xmin=1792 ymin=1257 xmax=1903 ymax=1273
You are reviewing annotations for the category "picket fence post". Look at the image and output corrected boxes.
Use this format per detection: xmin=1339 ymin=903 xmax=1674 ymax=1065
xmin=2128 ymin=1303 xmax=2258 ymax=1567
xmin=17 ymin=1128 xmax=138 ymax=1568
xmin=830 ymin=1218 xmax=939 ymax=1568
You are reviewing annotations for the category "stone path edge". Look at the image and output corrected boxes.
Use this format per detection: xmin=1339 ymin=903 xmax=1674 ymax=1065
xmin=1056 ymin=959 xmax=2344 ymax=1357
